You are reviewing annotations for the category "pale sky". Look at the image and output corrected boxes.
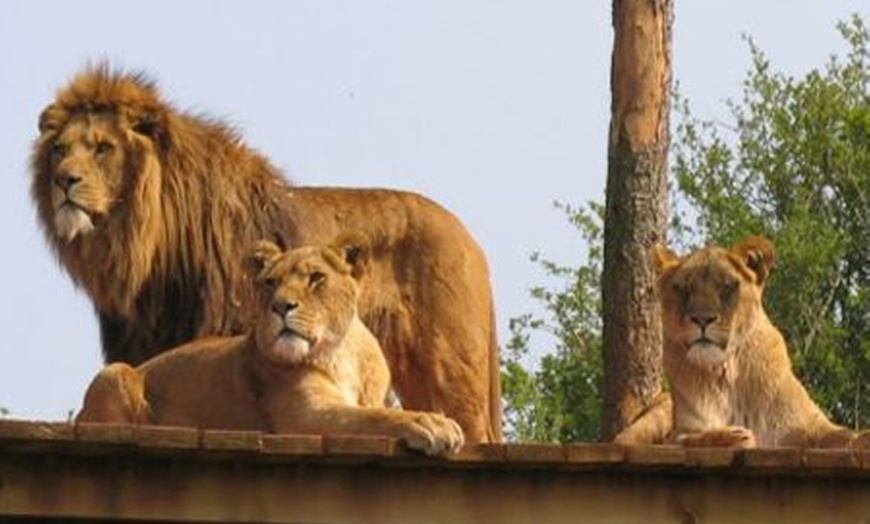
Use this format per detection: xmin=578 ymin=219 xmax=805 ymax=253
xmin=1 ymin=1 xmax=867 ymax=420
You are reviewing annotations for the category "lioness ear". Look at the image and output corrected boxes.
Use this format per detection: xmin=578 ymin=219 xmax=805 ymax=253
xmin=332 ymin=232 xmax=370 ymax=281
xmin=733 ymin=236 xmax=776 ymax=286
xmin=245 ymin=240 xmax=283 ymax=279
xmin=650 ymin=244 xmax=679 ymax=276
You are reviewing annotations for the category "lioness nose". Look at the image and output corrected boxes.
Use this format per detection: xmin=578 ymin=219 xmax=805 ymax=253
xmin=54 ymin=171 xmax=81 ymax=192
xmin=272 ymin=299 xmax=299 ymax=318
xmin=690 ymin=313 xmax=718 ymax=329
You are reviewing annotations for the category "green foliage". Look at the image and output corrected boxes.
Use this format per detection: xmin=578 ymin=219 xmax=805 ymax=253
xmin=501 ymin=202 xmax=604 ymax=442
xmin=502 ymin=14 xmax=870 ymax=441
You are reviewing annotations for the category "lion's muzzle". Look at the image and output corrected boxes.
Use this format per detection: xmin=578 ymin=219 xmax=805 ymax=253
xmin=53 ymin=202 xmax=95 ymax=242
xmin=54 ymin=169 xmax=82 ymax=193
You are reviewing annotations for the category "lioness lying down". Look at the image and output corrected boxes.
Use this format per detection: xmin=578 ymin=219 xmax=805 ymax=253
xmin=77 ymin=237 xmax=464 ymax=457
xmin=617 ymin=236 xmax=870 ymax=448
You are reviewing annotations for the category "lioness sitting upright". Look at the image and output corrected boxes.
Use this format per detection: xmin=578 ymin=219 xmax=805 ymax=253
xmin=77 ymin=237 xmax=464 ymax=457
xmin=634 ymin=236 xmax=870 ymax=448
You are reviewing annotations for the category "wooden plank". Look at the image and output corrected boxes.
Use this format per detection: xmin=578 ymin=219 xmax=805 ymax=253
xmin=262 ymin=434 xmax=323 ymax=457
xmin=625 ymin=445 xmax=685 ymax=467
xmin=2 ymin=449 xmax=870 ymax=523
xmin=803 ymin=449 xmax=859 ymax=471
xmin=134 ymin=425 xmax=200 ymax=451
xmin=2 ymin=421 xmax=870 ymax=523
xmin=200 ymin=429 xmax=262 ymax=452
xmin=75 ymin=422 xmax=137 ymax=443
xmin=0 ymin=420 xmax=74 ymax=442
xmin=564 ymin=443 xmax=625 ymax=466
xmin=0 ymin=420 xmax=74 ymax=456
xmin=504 ymin=443 xmax=566 ymax=464
xmin=451 ymin=442 xmax=507 ymax=464
xmin=684 ymin=447 xmax=741 ymax=469
xmin=742 ymin=447 xmax=802 ymax=471
xmin=323 ymin=435 xmax=394 ymax=457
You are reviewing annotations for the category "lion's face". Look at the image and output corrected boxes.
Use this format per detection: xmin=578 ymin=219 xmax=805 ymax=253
xmin=653 ymin=237 xmax=776 ymax=369
xmin=33 ymin=113 xmax=128 ymax=243
xmin=249 ymin=238 xmax=368 ymax=366
xmin=31 ymin=67 xmax=169 ymax=317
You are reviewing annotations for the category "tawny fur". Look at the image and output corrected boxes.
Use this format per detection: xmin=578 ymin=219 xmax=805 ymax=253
xmin=32 ymin=64 xmax=501 ymax=442
xmin=616 ymin=236 xmax=870 ymax=449
xmin=77 ymin=239 xmax=465 ymax=457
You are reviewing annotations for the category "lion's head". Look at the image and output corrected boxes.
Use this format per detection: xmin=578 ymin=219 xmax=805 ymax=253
xmin=31 ymin=65 xmax=173 ymax=316
xmin=246 ymin=236 xmax=370 ymax=366
xmin=31 ymin=65 xmax=283 ymax=333
xmin=652 ymin=236 xmax=777 ymax=369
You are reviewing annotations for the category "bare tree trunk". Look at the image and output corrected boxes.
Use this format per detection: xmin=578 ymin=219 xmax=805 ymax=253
xmin=600 ymin=0 xmax=672 ymax=441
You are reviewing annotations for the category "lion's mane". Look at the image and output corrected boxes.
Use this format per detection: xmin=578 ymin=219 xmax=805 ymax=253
xmin=33 ymin=65 xmax=303 ymax=364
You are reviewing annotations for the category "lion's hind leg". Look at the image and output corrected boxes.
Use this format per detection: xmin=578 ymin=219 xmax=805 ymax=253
xmin=76 ymin=363 xmax=152 ymax=424
xmin=614 ymin=392 xmax=673 ymax=444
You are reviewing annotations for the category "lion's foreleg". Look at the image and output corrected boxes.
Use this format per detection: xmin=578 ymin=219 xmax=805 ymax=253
xmin=276 ymin=405 xmax=464 ymax=457
xmin=76 ymin=363 xmax=153 ymax=424
xmin=675 ymin=426 xmax=757 ymax=448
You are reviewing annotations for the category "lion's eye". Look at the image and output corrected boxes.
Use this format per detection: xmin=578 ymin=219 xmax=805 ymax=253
xmin=95 ymin=141 xmax=114 ymax=156
xmin=309 ymin=272 xmax=326 ymax=288
xmin=262 ymin=277 xmax=280 ymax=292
xmin=723 ymin=279 xmax=739 ymax=299
xmin=50 ymin=142 xmax=68 ymax=159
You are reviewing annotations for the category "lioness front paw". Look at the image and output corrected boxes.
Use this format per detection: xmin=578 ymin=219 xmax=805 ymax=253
xmin=400 ymin=412 xmax=465 ymax=457
xmin=677 ymin=426 xmax=757 ymax=448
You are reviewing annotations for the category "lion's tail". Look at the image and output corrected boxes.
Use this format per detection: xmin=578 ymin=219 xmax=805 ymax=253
xmin=489 ymin=306 xmax=504 ymax=442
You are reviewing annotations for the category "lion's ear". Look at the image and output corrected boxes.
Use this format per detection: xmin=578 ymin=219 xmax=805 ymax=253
xmin=132 ymin=111 xmax=161 ymax=137
xmin=650 ymin=244 xmax=679 ymax=276
xmin=733 ymin=236 xmax=776 ymax=286
xmin=38 ymin=104 xmax=63 ymax=134
xmin=127 ymin=107 xmax=169 ymax=149
xmin=245 ymin=240 xmax=284 ymax=278
xmin=331 ymin=232 xmax=370 ymax=281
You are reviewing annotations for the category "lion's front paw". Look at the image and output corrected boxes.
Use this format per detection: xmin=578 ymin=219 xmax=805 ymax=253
xmin=849 ymin=430 xmax=870 ymax=450
xmin=678 ymin=426 xmax=757 ymax=448
xmin=400 ymin=412 xmax=465 ymax=457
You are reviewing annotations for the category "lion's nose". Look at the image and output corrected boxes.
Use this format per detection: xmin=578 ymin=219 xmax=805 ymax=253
xmin=54 ymin=171 xmax=82 ymax=192
xmin=272 ymin=299 xmax=299 ymax=319
xmin=690 ymin=313 xmax=718 ymax=329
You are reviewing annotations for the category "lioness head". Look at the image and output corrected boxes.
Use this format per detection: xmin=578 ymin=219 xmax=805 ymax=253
xmin=247 ymin=236 xmax=370 ymax=365
xmin=653 ymin=236 xmax=777 ymax=369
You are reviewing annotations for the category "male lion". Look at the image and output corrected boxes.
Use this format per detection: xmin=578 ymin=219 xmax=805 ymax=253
xmin=618 ymin=236 xmax=870 ymax=448
xmin=32 ymin=65 xmax=500 ymax=442
xmin=77 ymin=237 xmax=465 ymax=457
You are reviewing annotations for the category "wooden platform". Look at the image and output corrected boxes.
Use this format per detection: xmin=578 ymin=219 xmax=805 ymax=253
xmin=0 ymin=419 xmax=869 ymax=523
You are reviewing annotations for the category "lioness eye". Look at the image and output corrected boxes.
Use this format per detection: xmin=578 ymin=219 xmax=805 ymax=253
xmin=95 ymin=141 xmax=114 ymax=155
xmin=309 ymin=272 xmax=326 ymax=288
